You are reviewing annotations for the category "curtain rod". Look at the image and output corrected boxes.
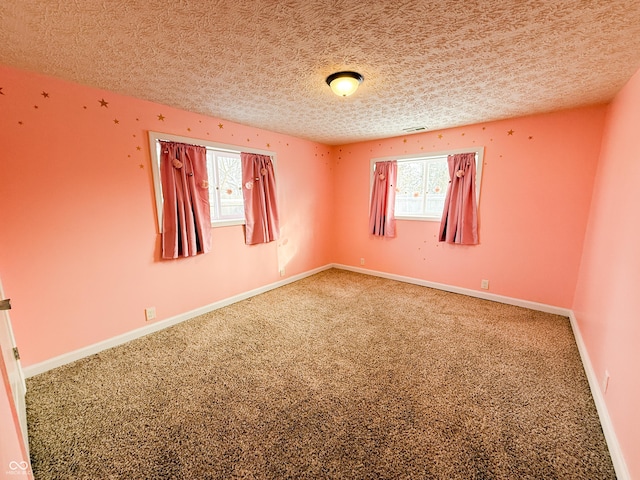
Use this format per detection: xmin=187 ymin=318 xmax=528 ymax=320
xmin=150 ymin=131 xmax=275 ymax=157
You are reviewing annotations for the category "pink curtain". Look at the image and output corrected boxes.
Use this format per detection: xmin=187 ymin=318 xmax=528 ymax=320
xmin=241 ymin=153 xmax=280 ymax=245
xmin=439 ymin=152 xmax=478 ymax=245
xmin=160 ymin=141 xmax=211 ymax=259
xmin=369 ymin=160 xmax=397 ymax=237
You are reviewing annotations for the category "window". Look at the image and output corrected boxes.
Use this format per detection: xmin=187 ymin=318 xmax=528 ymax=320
xmin=371 ymin=147 xmax=484 ymax=221
xmin=148 ymin=131 xmax=275 ymax=230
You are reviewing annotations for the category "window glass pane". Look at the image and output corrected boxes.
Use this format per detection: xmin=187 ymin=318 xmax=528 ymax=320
xmin=216 ymin=154 xmax=243 ymax=218
xmin=396 ymin=160 xmax=426 ymax=215
xmin=424 ymin=159 xmax=449 ymax=217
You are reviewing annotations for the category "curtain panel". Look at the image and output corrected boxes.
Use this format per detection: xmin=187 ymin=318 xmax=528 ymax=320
xmin=159 ymin=141 xmax=212 ymax=259
xmin=369 ymin=160 xmax=397 ymax=237
xmin=241 ymin=153 xmax=280 ymax=245
xmin=439 ymin=152 xmax=478 ymax=245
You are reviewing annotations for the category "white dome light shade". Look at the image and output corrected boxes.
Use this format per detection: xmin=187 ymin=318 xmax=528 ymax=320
xmin=326 ymin=71 xmax=364 ymax=97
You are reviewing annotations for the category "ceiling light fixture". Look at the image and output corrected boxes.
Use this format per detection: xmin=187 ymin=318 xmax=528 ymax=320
xmin=326 ymin=71 xmax=364 ymax=97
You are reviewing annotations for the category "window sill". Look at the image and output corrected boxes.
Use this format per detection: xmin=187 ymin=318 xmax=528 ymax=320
xmin=211 ymin=219 xmax=245 ymax=228
xmin=395 ymin=215 xmax=441 ymax=222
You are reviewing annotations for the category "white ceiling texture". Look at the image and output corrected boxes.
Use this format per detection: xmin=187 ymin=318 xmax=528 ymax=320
xmin=2 ymin=0 xmax=640 ymax=145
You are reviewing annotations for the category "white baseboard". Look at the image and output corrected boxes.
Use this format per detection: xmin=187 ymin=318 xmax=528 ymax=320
xmin=568 ymin=312 xmax=630 ymax=480
xmin=331 ymin=264 xmax=572 ymax=316
xmin=24 ymin=262 xmax=627 ymax=477
xmin=23 ymin=265 xmax=332 ymax=378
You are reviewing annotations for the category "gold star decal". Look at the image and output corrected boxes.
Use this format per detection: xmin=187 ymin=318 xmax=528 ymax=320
xmin=218 ymin=123 xmax=224 ymax=129
xmin=99 ymin=98 xmax=109 ymax=107
xmin=34 ymin=105 xmax=39 ymax=109
xmin=187 ymin=127 xmax=191 ymax=132
xmin=83 ymin=106 xmax=87 ymax=109
xmin=18 ymin=121 xmax=23 ymax=125
xmin=139 ymin=164 xmax=144 ymax=169
xmin=136 ymin=146 xmax=141 ymax=151
xmin=113 ymin=119 xmax=119 ymax=124
xmin=403 ymin=138 xmax=407 ymax=143
xmin=157 ymin=114 xmax=165 ymax=121
xmin=41 ymin=91 xmax=49 ymax=98
xmin=529 ymin=136 xmax=533 ymax=140
xmin=266 ymin=143 xmax=270 ymax=148
xmin=507 ymin=129 xmax=514 ymax=135
xmin=438 ymin=134 xmax=443 ymax=139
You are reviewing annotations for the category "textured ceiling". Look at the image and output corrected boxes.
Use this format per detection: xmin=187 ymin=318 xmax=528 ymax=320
xmin=2 ymin=1 xmax=640 ymax=145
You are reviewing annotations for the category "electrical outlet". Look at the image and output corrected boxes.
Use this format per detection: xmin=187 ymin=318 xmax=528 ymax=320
xmin=481 ymin=279 xmax=489 ymax=290
xmin=360 ymin=258 xmax=365 ymax=265
xmin=145 ymin=307 xmax=156 ymax=322
xmin=279 ymin=268 xmax=286 ymax=277
xmin=603 ymin=370 xmax=610 ymax=394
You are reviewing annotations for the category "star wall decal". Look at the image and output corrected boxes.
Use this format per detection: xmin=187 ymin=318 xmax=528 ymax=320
xmin=113 ymin=119 xmax=119 ymax=124
xmin=157 ymin=114 xmax=165 ymax=121
xmin=507 ymin=129 xmax=514 ymax=135
xmin=41 ymin=91 xmax=49 ymax=98
xmin=218 ymin=123 xmax=224 ymax=129
xmin=99 ymin=98 xmax=109 ymax=107
xmin=438 ymin=134 xmax=443 ymax=139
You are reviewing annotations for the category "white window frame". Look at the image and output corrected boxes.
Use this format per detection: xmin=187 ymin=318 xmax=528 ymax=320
xmin=148 ymin=131 xmax=276 ymax=232
xmin=370 ymin=146 xmax=484 ymax=222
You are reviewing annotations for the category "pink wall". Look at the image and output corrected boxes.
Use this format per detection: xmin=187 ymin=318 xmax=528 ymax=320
xmin=0 ymin=64 xmax=334 ymax=367
xmin=2 ymin=62 xmax=635 ymax=474
xmin=573 ymin=68 xmax=640 ymax=479
xmin=332 ymin=107 xmax=606 ymax=308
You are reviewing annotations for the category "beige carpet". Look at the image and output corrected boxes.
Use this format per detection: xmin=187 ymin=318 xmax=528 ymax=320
xmin=26 ymin=269 xmax=615 ymax=479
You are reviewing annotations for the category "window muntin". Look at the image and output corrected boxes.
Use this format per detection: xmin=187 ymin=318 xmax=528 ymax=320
xmin=371 ymin=147 xmax=484 ymax=222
